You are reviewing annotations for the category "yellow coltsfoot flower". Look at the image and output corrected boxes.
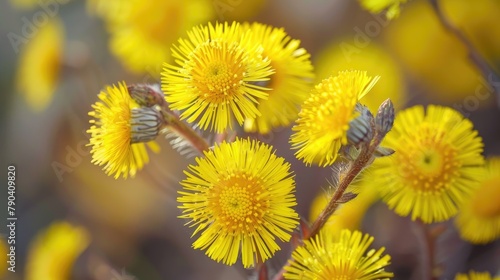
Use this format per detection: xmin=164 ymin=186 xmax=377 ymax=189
xmin=455 ymin=157 xmax=500 ymax=244
xmin=290 ymin=70 xmax=379 ymax=167
xmin=314 ymin=41 xmax=405 ymax=113
xmin=242 ymin=22 xmax=314 ymax=134
xmin=87 ymin=82 xmax=161 ymax=179
xmin=284 ymin=228 xmax=393 ymax=279
xmin=371 ymin=105 xmax=485 ymax=223
xmin=25 ymin=222 xmax=90 ymax=280
xmin=16 ymin=18 xmax=63 ymax=112
xmin=162 ymin=22 xmax=274 ymax=133
xmin=89 ymin=0 xmax=214 ymax=74
xmin=177 ymin=138 xmax=299 ymax=268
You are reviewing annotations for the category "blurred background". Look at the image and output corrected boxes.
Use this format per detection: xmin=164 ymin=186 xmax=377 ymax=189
xmin=0 ymin=0 xmax=499 ymax=279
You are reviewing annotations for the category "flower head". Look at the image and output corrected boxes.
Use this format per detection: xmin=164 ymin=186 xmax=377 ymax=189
xmin=284 ymin=229 xmax=393 ymax=279
xmin=371 ymin=105 xmax=485 ymax=223
xmin=162 ymin=22 xmax=274 ymax=133
xmin=90 ymin=0 xmax=214 ymax=74
xmin=87 ymin=82 xmax=161 ymax=179
xmin=242 ymin=22 xmax=314 ymax=134
xmin=177 ymin=138 xmax=299 ymax=268
xmin=455 ymin=157 xmax=500 ymax=244
xmin=358 ymin=0 xmax=408 ymax=19
xmin=290 ymin=70 xmax=379 ymax=166
xmin=455 ymin=271 xmax=500 ymax=280
xmin=16 ymin=18 xmax=63 ymax=112
xmin=25 ymin=222 xmax=90 ymax=280
xmin=314 ymin=41 xmax=405 ymax=113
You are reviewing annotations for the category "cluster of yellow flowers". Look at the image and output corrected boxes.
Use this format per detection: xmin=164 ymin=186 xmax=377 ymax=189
xmin=80 ymin=14 xmax=500 ymax=277
xmin=14 ymin=0 xmax=499 ymax=279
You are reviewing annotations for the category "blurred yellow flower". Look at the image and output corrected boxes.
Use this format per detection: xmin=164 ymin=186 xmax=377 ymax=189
xmin=455 ymin=157 xmax=500 ymax=244
xmin=284 ymin=228 xmax=393 ymax=279
xmin=372 ymin=105 xmax=485 ymax=223
xmin=93 ymin=0 xmax=214 ymax=74
xmin=455 ymin=271 xmax=500 ymax=280
xmin=314 ymin=41 xmax=405 ymax=113
xmin=290 ymin=70 xmax=379 ymax=167
xmin=25 ymin=222 xmax=90 ymax=280
xmin=162 ymin=22 xmax=273 ymax=133
xmin=178 ymin=138 xmax=299 ymax=268
xmin=309 ymin=178 xmax=379 ymax=235
xmin=242 ymin=22 xmax=314 ymax=134
xmin=0 ymin=238 xmax=7 ymax=277
xmin=87 ymin=82 xmax=161 ymax=179
xmin=384 ymin=0 xmax=500 ymax=103
xmin=358 ymin=0 xmax=408 ymax=19
xmin=16 ymin=18 xmax=63 ymax=112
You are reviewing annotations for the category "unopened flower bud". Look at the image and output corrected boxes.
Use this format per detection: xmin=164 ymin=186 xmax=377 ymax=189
xmin=128 ymin=84 xmax=165 ymax=107
xmin=347 ymin=104 xmax=374 ymax=146
xmin=130 ymin=107 xmax=163 ymax=143
xmin=375 ymin=98 xmax=395 ymax=138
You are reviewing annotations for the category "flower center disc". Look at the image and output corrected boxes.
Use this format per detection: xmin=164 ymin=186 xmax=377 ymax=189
xmin=191 ymin=42 xmax=245 ymax=104
xmin=399 ymin=128 xmax=460 ymax=192
xmin=214 ymin=172 xmax=268 ymax=234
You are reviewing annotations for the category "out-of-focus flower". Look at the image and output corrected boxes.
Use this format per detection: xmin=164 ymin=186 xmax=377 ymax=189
xmin=177 ymin=138 xmax=299 ymax=268
xmin=16 ymin=18 xmax=63 ymax=112
xmin=384 ymin=0 xmax=500 ymax=103
xmin=284 ymin=228 xmax=393 ymax=279
xmin=87 ymin=82 xmax=161 ymax=179
xmin=314 ymin=41 xmax=405 ymax=113
xmin=162 ymin=22 xmax=273 ymax=133
xmin=358 ymin=0 xmax=408 ymax=19
xmin=25 ymin=222 xmax=90 ymax=280
xmin=0 ymin=238 xmax=7 ymax=277
xmin=242 ymin=22 xmax=314 ymax=134
xmin=309 ymin=177 xmax=379 ymax=236
xmin=371 ymin=105 xmax=485 ymax=223
xmin=455 ymin=271 xmax=500 ymax=280
xmin=90 ymin=0 xmax=214 ymax=74
xmin=455 ymin=157 xmax=500 ymax=244
xmin=290 ymin=70 xmax=379 ymax=167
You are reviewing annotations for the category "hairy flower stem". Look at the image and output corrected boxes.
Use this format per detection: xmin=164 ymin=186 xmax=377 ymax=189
xmin=158 ymin=104 xmax=210 ymax=154
xmin=272 ymin=129 xmax=384 ymax=280
xmin=308 ymin=139 xmax=382 ymax=240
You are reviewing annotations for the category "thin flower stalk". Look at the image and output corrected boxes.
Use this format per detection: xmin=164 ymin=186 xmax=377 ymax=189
xmin=308 ymin=127 xmax=383 ymax=240
xmin=429 ymin=0 xmax=500 ymax=107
